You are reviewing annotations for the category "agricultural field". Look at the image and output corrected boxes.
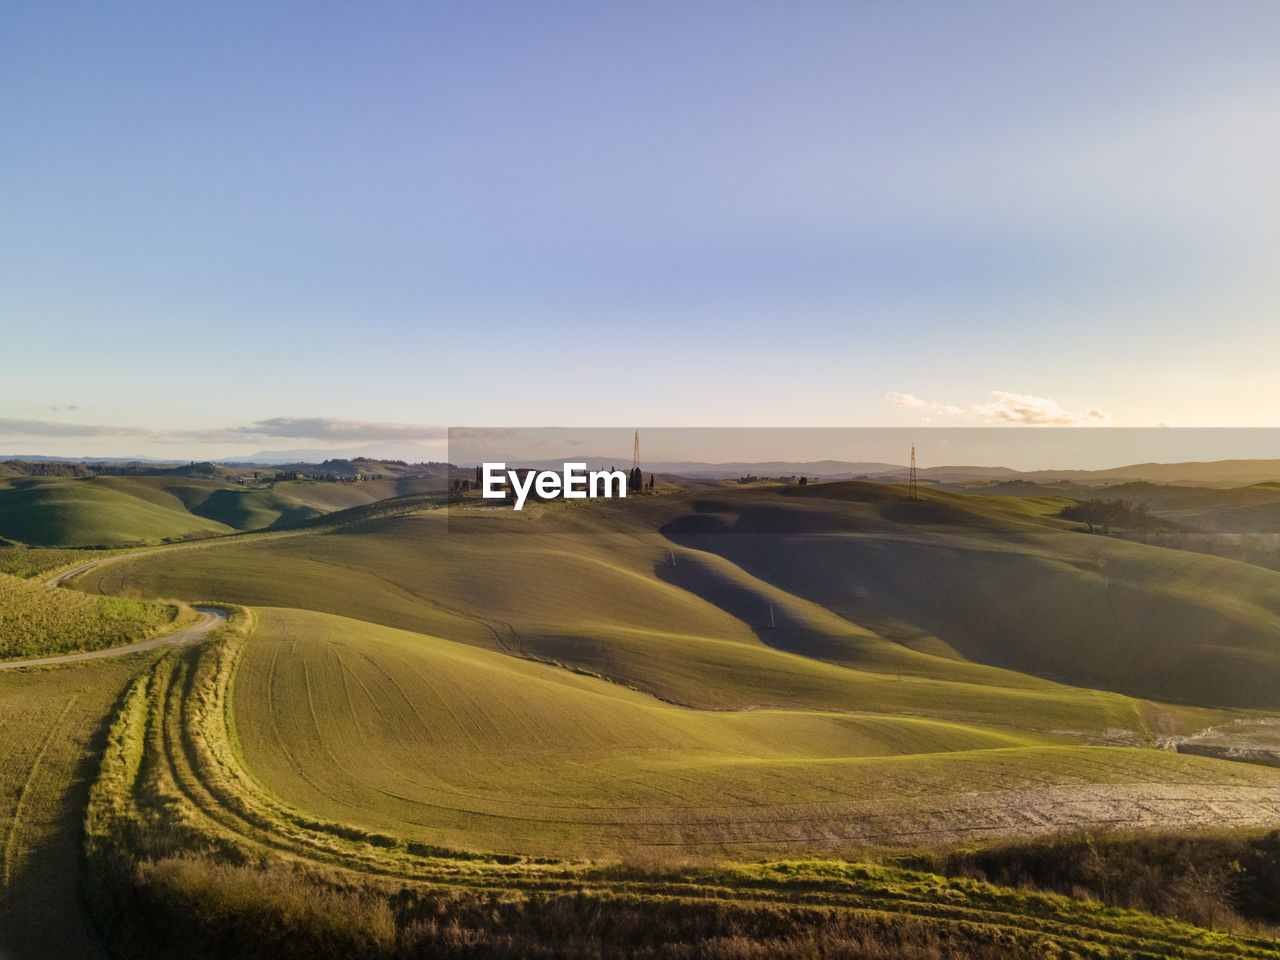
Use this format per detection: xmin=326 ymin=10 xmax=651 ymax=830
xmin=231 ymin=606 xmax=1280 ymax=859
xmin=0 ymin=654 xmax=158 ymax=959
xmin=78 ymin=610 xmax=1280 ymax=958
xmin=12 ymin=480 xmax=1280 ymax=956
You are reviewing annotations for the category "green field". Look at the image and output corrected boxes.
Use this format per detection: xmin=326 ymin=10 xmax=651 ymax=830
xmin=231 ymin=606 xmax=1280 ymax=859
xmin=76 ymin=612 xmax=1280 ymax=958
xmin=0 ymin=655 xmax=159 ymax=959
xmin=10 ymin=478 xmax=1280 ymax=956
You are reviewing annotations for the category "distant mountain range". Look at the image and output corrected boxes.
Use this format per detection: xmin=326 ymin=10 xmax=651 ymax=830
xmin=240 ymin=442 xmax=443 ymax=463
xmin=0 ymin=454 xmax=183 ymax=464
xmin=910 ymin=459 xmax=1280 ymax=486
xmin=5 ymin=455 xmax=1280 ymax=487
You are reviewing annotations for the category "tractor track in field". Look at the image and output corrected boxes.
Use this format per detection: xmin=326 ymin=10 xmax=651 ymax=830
xmin=1 ymin=696 xmax=76 ymax=888
xmin=126 ymin=639 xmax=1280 ymax=960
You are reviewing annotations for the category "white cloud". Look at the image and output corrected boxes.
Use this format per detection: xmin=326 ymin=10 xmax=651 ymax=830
xmin=0 ymin=418 xmax=151 ymax=438
xmin=974 ymin=391 xmax=1109 ymax=426
xmin=887 ymin=390 xmax=1109 ymax=426
xmin=885 ymin=393 xmax=965 ymax=417
xmin=236 ymin=417 xmax=446 ymax=442
xmin=886 ymin=392 xmax=927 ymax=409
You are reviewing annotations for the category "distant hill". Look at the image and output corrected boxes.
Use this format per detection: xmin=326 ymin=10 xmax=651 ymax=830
xmin=0 ymin=454 xmax=180 ymax=464
xmin=654 ymin=458 xmax=1280 ymax=486
xmin=495 ymin=459 xmax=904 ymax=478
xmin=938 ymin=477 xmax=1280 ymax=533
xmin=0 ymin=456 xmax=442 ymax=481
xmin=243 ymin=457 xmax=445 ymax=480
xmin=918 ymin=459 xmax=1280 ymax=486
xmin=239 ymin=442 xmax=441 ymax=463
xmin=872 ymin=460 xmax=1280 ymax=485
xmin=0 ymin=470 xmax=445 ymax=547
xmin=8 ymin=453 xmax=1280 ymax=487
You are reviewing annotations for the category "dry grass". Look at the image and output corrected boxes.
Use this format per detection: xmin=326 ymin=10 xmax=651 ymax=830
xmin=0 ymin=570 xmax=192 ymax=659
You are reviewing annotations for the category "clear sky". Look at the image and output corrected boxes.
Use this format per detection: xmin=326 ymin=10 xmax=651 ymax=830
xmin=3 ymin=1 xmax=1279 ymax=461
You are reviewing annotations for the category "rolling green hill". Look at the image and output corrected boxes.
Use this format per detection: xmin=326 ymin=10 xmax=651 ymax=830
xmin=230 ymin=606 xmax=1280 ymax=859
xmin=73 ymin=510 xmax=1141 ymax=728
xmin=28 ymin=478 xmax=1280 ymax=957
xmin=664 ymin=483 xmax=1280 ymax=708
xmin=270 ymin=476 xmax=441 ymax=511
xmin=76 ymin=602 xmax=1280 ymax=959
xmin=0 ymin=477 xmax=234 ymax=546
xmin=0 ymin=474 xmax=432 ymax=547
xmin=77 ymin=483 xmax=1280 ymax=710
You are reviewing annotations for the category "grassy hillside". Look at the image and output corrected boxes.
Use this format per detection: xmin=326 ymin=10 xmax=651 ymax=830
xmin=85 ymin=476 xmax=323 ymax=530
xmin=76 ymin=510 xmax=1235 ymax=739
xmin=948 ymin=478 xmax=1280 ymax=532
xmin=0 ymin=571 xmax=191 ymax=660
xmin=0 ymin=475 xmax=416 ymax=547
xmin=76 ymin=483 xmax=1280 ymax=710
xmin=0 ymin=477 xmax=234 ymax=546
xmin=231 ymin=607 xmax=1280 ymax=859
xmin=664 ymin=482 xmax=1280 ymax=708
xmin=24 ymin=479 xmax=1280 ymax=957
xmin=271 ymin=476 xmax=440 ymax=512
xmin=78 ymin=619 xmax=1280 ymax=958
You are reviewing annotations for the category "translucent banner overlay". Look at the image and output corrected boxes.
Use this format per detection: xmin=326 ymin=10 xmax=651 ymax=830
xmin=442 ymin=427 xmax=1280 ymax=542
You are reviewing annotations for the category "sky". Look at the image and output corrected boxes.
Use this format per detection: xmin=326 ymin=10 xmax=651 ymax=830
xmin=3 ymin=1 xmax=1280 ymax=462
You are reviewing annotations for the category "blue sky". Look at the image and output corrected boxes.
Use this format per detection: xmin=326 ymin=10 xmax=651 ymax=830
xmin=3 ymin=1 xmax=1279 ymax=460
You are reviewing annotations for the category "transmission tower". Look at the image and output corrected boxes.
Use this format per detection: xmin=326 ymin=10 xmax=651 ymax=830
xmin=629 ymin=429 xmax=644 ymax=494
xmin=909 ymin=443 xmax=918 ymax=501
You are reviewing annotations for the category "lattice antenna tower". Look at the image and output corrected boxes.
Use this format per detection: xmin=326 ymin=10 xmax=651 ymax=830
xmin=909 ymin=443 xmax=918 ymax=501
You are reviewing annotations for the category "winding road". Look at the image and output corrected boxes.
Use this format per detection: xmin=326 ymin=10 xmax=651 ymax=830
xmin=0 ymin=607 xmax=227 ymax=670
xmin=0 ymin=550 xmax=228 ymax=670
